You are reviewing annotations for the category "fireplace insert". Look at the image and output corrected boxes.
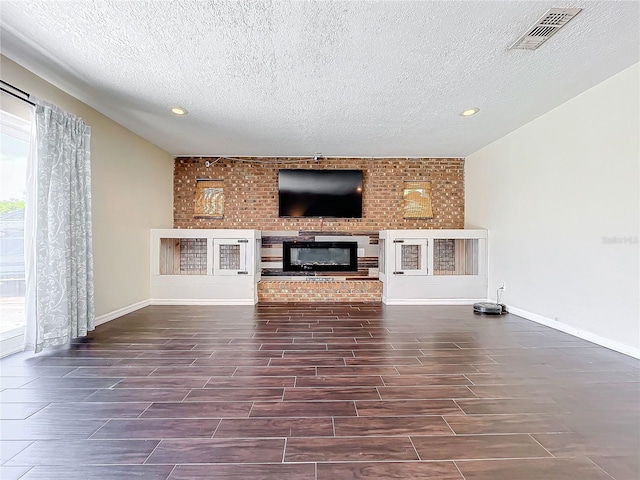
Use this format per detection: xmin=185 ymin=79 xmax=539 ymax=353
xmin=282 ymin=241 xmax=358 ymax=272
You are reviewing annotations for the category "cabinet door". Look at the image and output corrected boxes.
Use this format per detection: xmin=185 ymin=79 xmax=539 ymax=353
xmin=393 ymin=239 xmax=428 ymax=276
xmin=213 ymin=239 xmax=250 ymax=276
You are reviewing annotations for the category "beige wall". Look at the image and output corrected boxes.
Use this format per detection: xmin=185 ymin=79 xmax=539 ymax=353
xmin=466 ymin=63 xmax=639 ymax=356
xmin=0 ymin=55 xmax=174 ymax=318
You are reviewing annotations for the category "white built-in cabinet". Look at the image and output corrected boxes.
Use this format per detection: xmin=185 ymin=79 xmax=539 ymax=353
xmin=150 ymin=229 xmax=261 ymax=304
xmin=150 ymin=228 xmax=486 ymax=305
xmin=379 ymin=229 xmax=487 ymax=304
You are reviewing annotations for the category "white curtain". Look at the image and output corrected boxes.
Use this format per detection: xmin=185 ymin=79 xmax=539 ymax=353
xmin=24 ymin=98 xmax=94 ymax=353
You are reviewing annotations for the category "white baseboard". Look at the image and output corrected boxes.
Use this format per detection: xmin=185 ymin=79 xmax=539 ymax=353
xmin=150 ymin=298 xmax=257 ymax=306
xmin=382 ymin=298 xmax=484 ymax=306
xmin=0 ymin=333 xmax=25 ymax=358
xmin=506 ymin=305 xmax=640 ymax=359
xmin=95 ymin=299 xmax=151 ymax=327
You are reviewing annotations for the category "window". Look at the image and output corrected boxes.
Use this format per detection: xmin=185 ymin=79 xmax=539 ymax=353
xmin=0 ymin=111 xmax=30 ymax=356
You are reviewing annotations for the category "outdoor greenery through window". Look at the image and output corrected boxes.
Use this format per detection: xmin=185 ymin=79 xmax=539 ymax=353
xmin=0 ymin=111 xmax=30 ymax=336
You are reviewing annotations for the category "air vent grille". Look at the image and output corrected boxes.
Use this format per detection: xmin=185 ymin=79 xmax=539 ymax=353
xmin=509 ymin=7 xmax=582 ymax=50
xmin=542 ymin=12 xmax=574 ymax=26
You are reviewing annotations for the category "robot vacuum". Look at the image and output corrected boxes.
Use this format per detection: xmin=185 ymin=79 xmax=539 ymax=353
xmin=474 ymin=286 xmax=507 ymax=315
xmin=473 ymin=302 xmax=506 ymax=315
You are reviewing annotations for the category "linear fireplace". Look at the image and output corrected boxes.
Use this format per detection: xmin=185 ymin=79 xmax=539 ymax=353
xmin=283 ymin=241 xmax=358 ymax=272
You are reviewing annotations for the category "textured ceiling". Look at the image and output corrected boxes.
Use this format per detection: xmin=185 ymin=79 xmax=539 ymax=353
xmin=1 ymin=1 xmax=638 ymax=157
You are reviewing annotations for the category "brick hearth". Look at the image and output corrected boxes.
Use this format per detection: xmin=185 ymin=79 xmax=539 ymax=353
xmin=258 ymin=280 xmax=383 ymax=303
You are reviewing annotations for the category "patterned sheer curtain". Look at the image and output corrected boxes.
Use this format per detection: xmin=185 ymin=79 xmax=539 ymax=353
xmin=24 ymin=98 xmax=94 ymax=353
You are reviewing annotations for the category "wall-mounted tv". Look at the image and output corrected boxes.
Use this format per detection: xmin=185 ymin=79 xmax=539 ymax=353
xmin=278 ymin=169 xmax=363 ymax=218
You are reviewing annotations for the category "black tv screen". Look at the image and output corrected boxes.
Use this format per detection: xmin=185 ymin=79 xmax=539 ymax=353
xmin=278 ymin=169 xmax=363 ymax=218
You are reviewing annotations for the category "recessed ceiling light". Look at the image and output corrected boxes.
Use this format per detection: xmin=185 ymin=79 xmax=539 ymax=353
xmin=171 ymin=107 xmax=188 ymax=115
xmin=460 ymin=107 xmax=480 ymax=117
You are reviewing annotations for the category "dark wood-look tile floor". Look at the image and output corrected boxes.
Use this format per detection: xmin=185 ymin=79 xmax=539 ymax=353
xmin=1 ymin=303 xmax=638 ymax=480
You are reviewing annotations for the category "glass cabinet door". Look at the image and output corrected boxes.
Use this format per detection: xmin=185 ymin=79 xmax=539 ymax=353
xmin=213 ymin=239 xmax=249 ymax=276
xmin=393 ymin=239 xmax=428 ymax=276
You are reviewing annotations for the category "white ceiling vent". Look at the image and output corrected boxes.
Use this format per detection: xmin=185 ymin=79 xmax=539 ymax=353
xmin=509 ymin=7 xmax=582 ymax=50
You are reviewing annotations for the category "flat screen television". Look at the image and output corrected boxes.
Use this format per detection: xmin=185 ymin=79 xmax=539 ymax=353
xmin=278 ymin=169 xmax=363 ymax=218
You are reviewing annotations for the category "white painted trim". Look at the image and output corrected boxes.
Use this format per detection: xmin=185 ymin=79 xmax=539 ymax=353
xmin=1 ymin=326 xmax=25 ymax=357
xmin=95 ymin=299 xmax=151 ymax=327
xmin=150 ymin=298 xmax=257 ymax=306
xmin=0 ymin=333 xmax=24 ymax=358
xmin=0 ymin=110 xmax=31 ymax=140
xmin=0 ymin=343 xmax=24 ymax=358
xmin=0 ymin=325 xmax=24 ymax=341
xmin=506 ymin=305 xmax=640 ymax=359
xmin=383 ymin=298 xmax=485 ymax=305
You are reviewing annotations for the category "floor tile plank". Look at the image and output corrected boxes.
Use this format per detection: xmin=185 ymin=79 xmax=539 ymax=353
xmin=316 ymin=461 xmax=463 ymax=479
xmin=334 ymin=415 xmax=452 ymax=436
xmin=381 ymin=374 xmax=472 ymax=386
xmin=0 ymin=466 xmax=32 ymax=480
xmin=91 ymin=418 xmax=221 ymax=439
xmin=204 ymin=376 xmax=295 ymax=388
xmin=0 ymin=403 xmax=48 ymax=420
xmin=411 ymin=434 xmax=552 ymax=460
xmin=20 ymin=465 xmax=173 ymax=479
xmin=444 ymin=414 xmax=571 ymax=435
xmin=146 ymin=438 xmax=285 ymax=464
xmin=589 ymin=455 xmax=640 ymax=480
xmin=168 ymin=464 xmax=315 ymax=479
xmin=250 ymin=401 xmax=357 ymax=417
xmin=455 ymin=457 xmax=614 ymax=480
xmin=284 ymin=386 xmax=380 ymax=401
xmin=355 ymin=399 xmax=463 ymax=416
xmin=377 ymin=385 xmax=476 ymax=399
xmin=185 ymin=387 xmax=284 ymax=401
xmin=295 ymin=375 xmax=384 ymax=387
xmin=285 ymin=436 xmax=419 ymax=462
xmin=141 ymin=401 xmax=252 ymax=419
xmin=0 ymin=418 xmax=106 ymax=440
xmin=5 ymin=439 xmax=159 ymax=465
xmin=32 ymin=402 xmax=150 ymax=419
xmin=0 ymin=440 xmax=33 ymax=463
xmin=215 ymin=417 xmax=334 ymax=438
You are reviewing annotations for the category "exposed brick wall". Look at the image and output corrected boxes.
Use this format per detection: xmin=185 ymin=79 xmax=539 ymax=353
xmin=258 ymin=280 xmax=383 ymax=303
xmin=174 ymin=157 xmax=464 ymax=230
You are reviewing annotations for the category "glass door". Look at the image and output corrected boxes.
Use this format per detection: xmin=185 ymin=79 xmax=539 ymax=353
xmin=213 ymin=238 xmax=249 ymax=276
xmin=393 ymin=239 xmax=428 ymax=276
xmin=0 ymin=111 xmax=31 ymax=356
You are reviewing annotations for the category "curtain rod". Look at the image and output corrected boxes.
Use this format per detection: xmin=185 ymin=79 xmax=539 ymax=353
xmin=0 ymin=79 xmax=36 ymax=106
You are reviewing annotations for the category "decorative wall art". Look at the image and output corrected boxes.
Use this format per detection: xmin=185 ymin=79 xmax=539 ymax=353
xmin=403 ymin=181 xmax=433 ymax=218
xmin=194 ymin=179 xmax=224 ymax=218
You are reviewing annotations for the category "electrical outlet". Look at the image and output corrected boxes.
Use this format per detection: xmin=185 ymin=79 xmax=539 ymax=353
xmin=499 ymin=282 xmax=506 ymax=291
